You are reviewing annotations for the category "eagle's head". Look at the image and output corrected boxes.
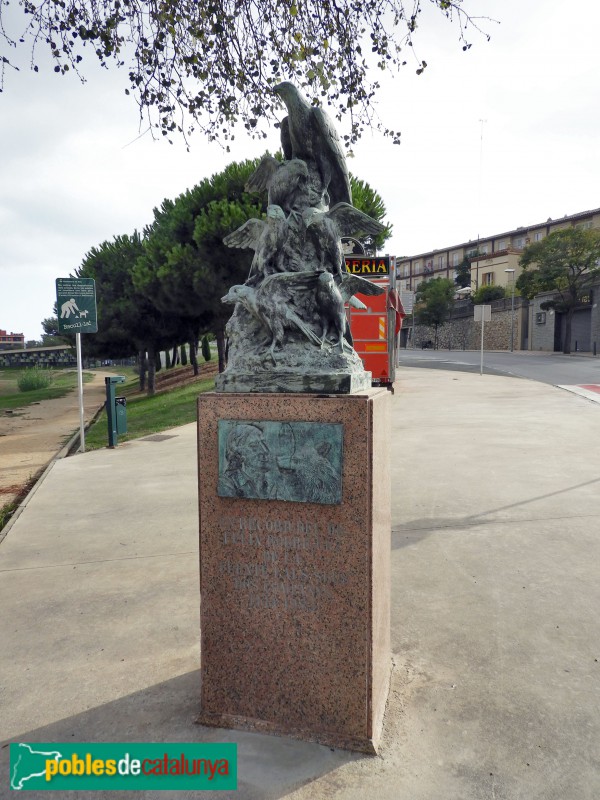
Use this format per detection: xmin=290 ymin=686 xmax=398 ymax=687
xmin=317 ymin=270 xmax=335 ymax=289
xmin=273 ymin=81 xmax=308 ymax=112
xmin=221 ymin=285 xmax=250 ymax=306
xmin=273 ymin=81 xmax=297 ymax=100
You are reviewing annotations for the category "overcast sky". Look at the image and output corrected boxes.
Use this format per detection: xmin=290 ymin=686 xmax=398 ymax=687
xmin=1 ymin=0 xmax=599 ymax=341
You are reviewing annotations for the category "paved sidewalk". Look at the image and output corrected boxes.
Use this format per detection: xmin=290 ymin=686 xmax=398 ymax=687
xmin=1 ymin=369 xmax=599 ymax=799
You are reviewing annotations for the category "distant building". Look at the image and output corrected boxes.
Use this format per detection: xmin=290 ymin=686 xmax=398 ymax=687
xmin=0 ymin=329 xmax=25 ymax=350
xmin=396 ymin=207 xmax=600 ymax=293
xmin=0 ymin=344 xmax=76 ymax=368
xmin=398 ymin=207 xmax=600 ymax=353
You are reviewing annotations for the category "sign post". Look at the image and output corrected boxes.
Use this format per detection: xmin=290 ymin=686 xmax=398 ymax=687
xmin=474 ymin=304 xmax=491 ymax=375
xmin=56 ymin=278 xmax=98 ymax=453
xmin=400 ymin=291 xmax=415 ymax=350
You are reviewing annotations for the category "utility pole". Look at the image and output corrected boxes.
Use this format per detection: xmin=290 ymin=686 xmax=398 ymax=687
xmin=475 ymin=118 xmax=487 ymax=291
xmin=505 ymin=268 xmax=516 ymax=352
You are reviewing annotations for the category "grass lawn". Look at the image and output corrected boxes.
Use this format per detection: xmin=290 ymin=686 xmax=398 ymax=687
xmin=0 ymin=369 xmax=95 ymax=411
xmin=84 ymin=376 xmax=215 ymax=450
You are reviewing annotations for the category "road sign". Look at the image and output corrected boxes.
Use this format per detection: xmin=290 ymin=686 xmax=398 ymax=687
xmin=473 ymin=304 xmax=491 ymax=323
xmin=56 ymin=277 xmax=97 ymax=453
xmin=400 ymin=290 xmax=415 ymax=314
xmin=56 ymin=278 xmax=98 ymax=334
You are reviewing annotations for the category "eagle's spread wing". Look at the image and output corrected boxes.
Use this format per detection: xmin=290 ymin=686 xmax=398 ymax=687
xmin=338 ymin=273 xmax=386 ymax=302
xmin=245 ymin=155 xmax=280 ymax=195
xmin=327 ymin=202 xmax=386 ymax=238
xmin=312 ymin=107 xmax=352 ymax=206
xmin=259 ymin=270 xmax=320 ymax=303
xmin=223 ymin=218 xmax=265 ymax=250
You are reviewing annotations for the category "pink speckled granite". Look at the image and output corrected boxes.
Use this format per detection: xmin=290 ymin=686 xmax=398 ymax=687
xmin=197 ymin=390 xmax=391 ymax=753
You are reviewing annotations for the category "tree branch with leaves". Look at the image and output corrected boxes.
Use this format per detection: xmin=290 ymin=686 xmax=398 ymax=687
xmin=1 ymin=0 xmax=490 ymax=145
xmin=517 ymin=227 xmax=600 ymax=354
xmin=414 ymin=276 xmax=455 ymax=349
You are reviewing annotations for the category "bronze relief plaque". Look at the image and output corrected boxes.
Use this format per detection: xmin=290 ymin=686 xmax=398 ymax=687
xmin=217 ymin=420 xmax=343 ymax=504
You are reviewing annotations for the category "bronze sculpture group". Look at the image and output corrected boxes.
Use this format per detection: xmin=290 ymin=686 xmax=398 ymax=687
xmin=217 ymin=82 xmax=386 ymax=393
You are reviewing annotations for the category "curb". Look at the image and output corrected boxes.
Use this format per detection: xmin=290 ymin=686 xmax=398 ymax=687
xmin=63 ymin=400 xmax=107 ymax=457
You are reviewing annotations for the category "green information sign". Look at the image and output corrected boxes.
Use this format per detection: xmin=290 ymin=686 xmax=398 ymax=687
xmin=56 ymin=278 xmax=98 ymax=334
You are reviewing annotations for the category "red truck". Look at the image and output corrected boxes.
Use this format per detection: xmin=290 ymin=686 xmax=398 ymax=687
xmin=345 ymin=255 xmax=405 ymax=391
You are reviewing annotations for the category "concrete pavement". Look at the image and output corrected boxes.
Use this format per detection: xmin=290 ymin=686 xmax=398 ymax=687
xmin=1 ymin=368 xmax=600 ymax=799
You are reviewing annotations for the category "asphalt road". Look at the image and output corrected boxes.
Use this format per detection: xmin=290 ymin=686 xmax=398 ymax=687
xmin=397 ymin=349 xmax=600 ymax=385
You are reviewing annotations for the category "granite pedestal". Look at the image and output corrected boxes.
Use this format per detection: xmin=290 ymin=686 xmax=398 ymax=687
xmin=197 ymin=389 xmax=391 ymax=753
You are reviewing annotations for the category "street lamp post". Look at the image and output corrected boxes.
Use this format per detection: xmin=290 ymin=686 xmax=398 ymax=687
xmin=505 ymin=269 xmax=516 ymax=352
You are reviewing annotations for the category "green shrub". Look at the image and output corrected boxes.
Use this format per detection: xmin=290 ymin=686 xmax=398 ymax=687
xmin=17 ymin=367 xmax=53 ymax=392
xmin=472 ymin=285 xmax=506 ymax=304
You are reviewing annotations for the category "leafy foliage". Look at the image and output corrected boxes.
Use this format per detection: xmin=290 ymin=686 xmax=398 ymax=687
xmin=42 ymin=156 xmax=392 ymax=378
xmin=77 ymin=232 xmax=185 ymax=392
xmin=472 ymin=284 xmax=505 ymax=304
xmin=0 ymin=0 xmax=488 ymax=145
xmin=454 ymin=255 xmax=471 ymax=288
xmin=41 ymin=316 xmax=59 ymax=338
xmin=414 ymin=277 xmax=455 ymax=348
xmin=17 ymin=366 xmax=53 ymax=392
xmin=517 ymin=227 xmax=600 ymax=353
xmin=0 ymin=369 xmax=91 ymax=410
xmin=349 ymin=175 xmax=392 ymax=253
xmin=41 ymin=312 xmax=73 ymax=346
xmin=83 ymin=375 xmax=216 ymax=451
xmin=134 ymin=157 xmax=265 ymax=370
xmin=517 ymin=227 xmax=600 ymax=300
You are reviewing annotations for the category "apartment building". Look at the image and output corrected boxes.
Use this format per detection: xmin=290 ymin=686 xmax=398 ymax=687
xmin=396 ymin=207 xmax=600 ymax=293
xmin=0 ymin=329 xmax=25 ymax=350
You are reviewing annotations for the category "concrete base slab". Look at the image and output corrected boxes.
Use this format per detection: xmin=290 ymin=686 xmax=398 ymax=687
xmin=215 ymin=370 xmax=372 ymax=394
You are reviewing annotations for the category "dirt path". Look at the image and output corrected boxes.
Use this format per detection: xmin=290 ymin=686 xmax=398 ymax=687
xmin=0 ymin=371 xmax=112 ymax=507
xmin=0 ymin=363 xmax=219 ymax=511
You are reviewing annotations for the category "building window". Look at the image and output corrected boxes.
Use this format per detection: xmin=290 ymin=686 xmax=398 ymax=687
xmin=534 ymin=232 xmax=544 ymax=241
xmin=413 ymin=261 xmax=420 ymax=274
xmin=514 ymin=237 xmax=525 ymax=248
xmin=479 ymin=244 xmax=489 ymax=255
xmin=482 ymin=272 xmax=494 ymax=286
xmin=496 ymin=239 xmax=506 ymax=250
xmin=452 ymin=252 xmax=460 ymax=266
xmin=438 ymin=255 xmax=445 ymax=269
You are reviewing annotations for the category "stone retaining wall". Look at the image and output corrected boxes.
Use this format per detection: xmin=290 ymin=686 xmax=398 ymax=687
xmin=413 ymin=305 xmax=524 ymax=351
